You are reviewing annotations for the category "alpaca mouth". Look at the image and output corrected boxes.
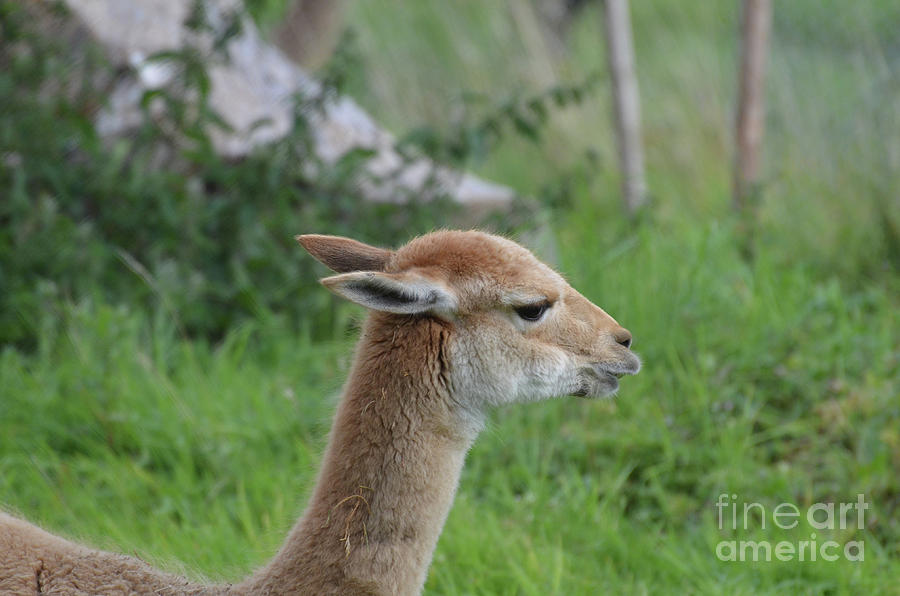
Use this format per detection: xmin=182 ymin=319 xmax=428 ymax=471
xmin=572 ymin=357 xmax=641 ymax=398
xmin=595 ymin=369 xmax=624 ymax=387
xmin=571 ymin=371 xmax=621 ymax=398
xmin=592 ymin=355 xmax=641 ymax=378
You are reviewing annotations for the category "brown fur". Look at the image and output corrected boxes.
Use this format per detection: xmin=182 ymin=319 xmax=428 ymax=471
xmin=1 ymin=230 xmax=639 ymax=595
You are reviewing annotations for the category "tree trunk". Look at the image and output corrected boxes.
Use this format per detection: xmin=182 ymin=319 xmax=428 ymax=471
xmin=275 ymin=0 xmax=347 ymax=70
xmin=603 ymin=0 xmax=647 ymax=216
xmin=733 ymin=0 xmax=771 ymax=211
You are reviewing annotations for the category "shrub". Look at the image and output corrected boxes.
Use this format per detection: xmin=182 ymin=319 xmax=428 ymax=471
xmin=0 ymin=1 xmax=461 ymax=347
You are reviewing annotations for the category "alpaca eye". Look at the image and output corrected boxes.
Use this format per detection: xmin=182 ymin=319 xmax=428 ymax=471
xmin=514 ymin=302 xmax=551 ymax=322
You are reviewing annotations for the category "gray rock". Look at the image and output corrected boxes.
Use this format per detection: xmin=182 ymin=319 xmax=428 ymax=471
xmin=63 ymin=0 xmax=515 ymax=210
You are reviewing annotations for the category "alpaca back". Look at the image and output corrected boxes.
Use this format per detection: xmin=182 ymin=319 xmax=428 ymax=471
xmin=0 ymin=512 xmax=217 ymax=595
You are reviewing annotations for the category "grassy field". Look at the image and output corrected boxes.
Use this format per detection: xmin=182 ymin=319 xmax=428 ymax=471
xmin=2 ymin=218 xmax=897 ymax=593
xmin=2 ymin=0 xmax=899 ymax=594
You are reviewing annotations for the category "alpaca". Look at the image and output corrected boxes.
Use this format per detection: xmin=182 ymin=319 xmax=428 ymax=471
xmin=1 ymin=230 xmax=640 ymax=595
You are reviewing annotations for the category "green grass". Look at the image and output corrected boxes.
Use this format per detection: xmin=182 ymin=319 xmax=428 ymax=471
xmin=2 ymin=218 xmax=897 ymax=593
xmin=2 ymin=0 xmax=899 ymax=593
xmin=345 ymin=0 xmax=899 ymax=275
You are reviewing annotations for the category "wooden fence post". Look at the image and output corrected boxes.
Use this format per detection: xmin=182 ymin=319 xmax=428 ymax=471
xmin=603 ymin=0 xmax=647 ymax=216
xmin=733 ymin=0 xmax=771 ymax=212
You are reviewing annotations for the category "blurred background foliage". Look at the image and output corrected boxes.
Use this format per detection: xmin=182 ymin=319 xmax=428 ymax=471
xmin=2 ymin=0 xmax=898 ymax=349
xmin=0 ymin=0 xmax=462 ymax=348
xmin=1 ymin=0 xmax=898 ymax=593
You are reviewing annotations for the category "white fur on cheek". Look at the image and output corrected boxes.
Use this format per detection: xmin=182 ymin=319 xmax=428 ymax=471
xmin=448 ymin=325 xmax=580 ymax=409
xmin=514 ymin=347 xmax=577 ymax=402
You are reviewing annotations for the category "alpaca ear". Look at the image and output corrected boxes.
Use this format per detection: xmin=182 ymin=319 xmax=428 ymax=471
xmin=321 ymin=270 xmax=458 ymax=315
xmin=296 ymin=234 xmax=394 ymax=273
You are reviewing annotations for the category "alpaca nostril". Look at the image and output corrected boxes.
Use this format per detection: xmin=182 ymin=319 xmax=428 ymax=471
xmin=614 ymin=328 xmax=633 ymax=349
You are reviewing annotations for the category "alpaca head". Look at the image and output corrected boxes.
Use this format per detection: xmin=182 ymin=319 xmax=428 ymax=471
xmin=298 ymin=230 xmax=640 ymax=410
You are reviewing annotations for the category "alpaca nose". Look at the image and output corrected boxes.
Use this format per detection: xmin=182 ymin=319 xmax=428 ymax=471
xmin=613 ymin=327 xmax=632 ymax=349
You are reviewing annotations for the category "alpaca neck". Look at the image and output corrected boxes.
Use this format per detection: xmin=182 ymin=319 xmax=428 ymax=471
xmin=239 ymin=316 xmax=482 ymax=595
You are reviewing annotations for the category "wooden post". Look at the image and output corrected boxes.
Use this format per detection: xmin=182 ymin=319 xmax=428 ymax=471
xmin=603 ymin=0 xmax=647 ymax=216
xmin=733 ymin=0 xmax=771 ymax=211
